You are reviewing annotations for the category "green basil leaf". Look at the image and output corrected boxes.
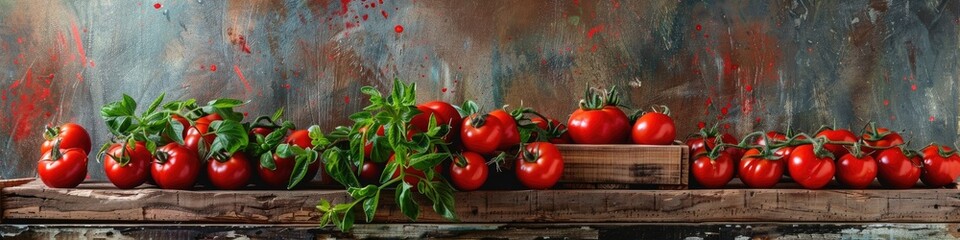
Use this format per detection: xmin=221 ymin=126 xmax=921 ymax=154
xmin=431 ymin=181 xmax=458 ymax=221
xmin=264 ymin=127 xmax=286 ymax=146
xmin=396 ymin=182 xmax=419 ymax=220
xmin=209 ymin=120 xmax=249 ymax=155
xmin=380 ymin=159 xmax=399 ymax=184
xmin=362 ymin=190 xmax=380 ymax=223
xmin=275 ymin=144 xmax=298 ymax=158
xmin=286 ymin=155 xmax=310 ymax=189
xmin=121 ymin=94 xmax=137 ymax=114
xmin=207 ymin=98 xmax=245 ymax=109
xmin=409 ymin=153 xmax=447 ymax=171
xmin=308 ymin=125 xmax=330 ymax=147
xmin=349 ymin=111 xmax=373 ymax=122
xmin=145 ymin=140 xmax=157 ymax=155
xmin=340 ymin=208 xmax=355 ymax=231
xmin=360 ymin=86 xmax=381 ymax=98
xmin=370 ymin=137 xmax=390 ymax=163
xmin=317 ymin=198 xmax=331 ymax=212
xmin=259 ymin=152 xmax=276 ymax=170
xmin=347 ymin=185 xmax=378 ymax=198
xmin=271 ymin=108 xmax=284 ymax=122
xmin=165 ymin=118 xmax=185 ymax=145
xmin=323 ymin=148 xmax=361 ymax=188
xmin=145 ymin=93 xmax=165 ymax=115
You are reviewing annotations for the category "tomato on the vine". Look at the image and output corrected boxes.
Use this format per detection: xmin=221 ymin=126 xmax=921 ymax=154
xmin=103 ymin=142 xmax=153 ymax=189
xmin=516 ymin=142 xmax=564 ymax=189
xmin=388 ymin=154 xmax=442 ymax=186
xmin=875 ymin=147 xmax=921 ymax=189
xmin=686 ymin=131 xmax=742 ymax=168
xmin=920 ymin=145 xmax=960 ymax=188
xmin=40 ymin=123 xmax=91 ymax=154
xmin=488 ymin=109 xmax=520 ymax=150
xmin=450 ymin=152 xmax=488 ymax=191
xmin=835 ymin=152 xmax=877 ymax=189
xmin=461 ymin=114 xmax=504 ymax=155
xmin=531 ymin=117 xmax=572 ymax=144
xmin=568 ymin=106 xmax=630 ymax=144
xmin=421 ymin=101 xmax=462 ymax=141
xmin=631 ymin=107 xmax=676 ymax=145
xmin=862 ymin=126 xmax=904 ymax=156
xmin=738 ymin=148 xmax=784 ymax=188
xmin=787 ymin=144 xmax=836 ymax=190
xmin=815 ymin=128 xmax=858 ymax=157
xmin=184 ymin=123 xmax=215 ymax=155
xmin=207 ymin=152 xmax=252 ymax=190
xmin=37 ymin=148 xmax=88 ymax=188
xmin=258 ymin=129 xmax=321 ymax=188
xmin=754 ymin=131 xmax=787 ymax=146
xmin=151 ymin=143 xmax=200 ymax=190
xmin=691 ymin=151 xmax=734 ymax=188
xmin=358 ymin=161 xmax=383 ymax=185
xmin=409 ymin=105 xmax=438 ymax=134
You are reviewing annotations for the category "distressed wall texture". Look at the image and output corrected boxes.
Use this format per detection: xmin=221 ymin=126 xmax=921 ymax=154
xmin=0 ymin=0 xmax=958 ymax=179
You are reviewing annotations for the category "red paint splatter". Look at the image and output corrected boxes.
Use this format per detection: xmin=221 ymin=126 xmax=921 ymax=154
xmin=705 ymin=97 xmax=713 ymax=106
xmin=695 ymin=24 xmax=702 ymax=31
xmin=209 ymin=64 xmax=217 ymax=71
xmin=612 ymin=0 xmax=620 ymax=9
xmin=723 ymin=123 xmax=731 ymax=129
xmin=200 ymin=65 xmax=205 ymax=70
xmin=910 ymin=84 xmax=917 ymax=91
xmin=394 ymin=25 xmax=404 ymax=33
xmin=573 ymin=0 xmax=580 ymax=5
xmin=7 ymin=68 xmax=51 ymax=141
xmin=232 ymin=65 xmax=254 ymax=93
xmin=282 ymin=83 xmax=291 ymax=89
xmin=883 ymin=99 xmax=889 ymax=106
xmin=16 ymin=37 xmax=23 ymax=44
xmin=237 ymin=36 xmax=251 ymax=54
xmin=697 ymin=121 xmax=706 ymax=129
xmin=362 ymin=14 xmax=368 ymax=21
xmin=755 ymin=117 xmax=762 ymax=123
xmin=243 ymin=112 xmax=249 ymax=117
xmin=346 ymin=22 xmax=358 ymax=29
xmin=381 ymin=10 xmax=389 ymax=18
xmin=70 ymin=22 xmax=87 ymax=67
xmin=587 ymin=25 xmax=604 ymax=39
xmin=441 ymin=87 xmax=447 ymax=93
xmin=590 ymin=44 xmax=598 ymax=52
xmin=745 ymin=85 xmax=753 ymax=92
xmin=344 ymin=96 xmax=351 ymax=103
xmin=339 ymin=0 xmax=352 ymax=15
xmin=153 ymin=3 xmax=162 ymax=9
xmin=929 ymin=116 xmax=935 ymax=122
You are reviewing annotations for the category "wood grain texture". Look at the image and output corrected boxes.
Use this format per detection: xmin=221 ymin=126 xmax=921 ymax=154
xmin=4 ymin=180 xmax=959 ymax=224
xmin=556 ymin=144 xmax=688 ymax=186
xmin=1 ymin=223 xmax=958 ymax=239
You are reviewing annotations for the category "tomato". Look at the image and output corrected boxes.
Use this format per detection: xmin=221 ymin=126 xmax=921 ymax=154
xmin=753 ymin=131 xmax=787 ymax=146
xmin=460 ymin=114 xmax=504 ymax=155
xmin=388 ymin=155 xmax=442 ymax=186
xmin=40 ymin=123 xmax=91 ymax=154
xmin=686 ymin=133 xmax=743 ymax=166
xmin=920 ymin=145 xmax=960 ymax=188
xmin=787 ymin=144 xmax=836 ymax=189
xmin=489 ymin=110 xmax=520 ymax=150
xmin=874 ymin=147 xmax=921 ymax=189
xmin=862 ymin=127 xmax=904 ymax=156
xmin=421 ymin=101 xmax=463 ymax=141
xmin=567 ymin=106 xmax=630 ymax=144
xmin=257 ymin=130 xmax=321 ymax=188
xmin=358 ymin=161 xmax=383 ymax=185
xmin=738 ymin=149 xmax=784 ymax=188
xmin=207 ymin=152 xmax=252 ymax=190
xmin=815 ymin=128 xmax=858 ymax=157
xmin=195 ymin=113 xmax=222 ymax=126
xmin=37 ymin=148 xmax=88 ymax=188
xmin=835 ymin=153 xmax=877 ymax=189
xmin=531 ymin=117 xmax=572 ymax=144
xmin=516 ymin=142 xmax=564 ymax=189
xmin=450 ymin=152 xmax=488 ymax=191
xmin=691 ymin=152 xmax=734 ymax=188
xmin=103 ymin=142 xmax=152 ymax=189
xmin=249 ymin=127 xmax=275 ymax=139
xmin=151 ymin=143 xmax=200 ymax=190
xmin=409 ymin=105 xmax=438 ymax=133
xmin=184 ymin=123 xmax=215 ymax=156
xmin=631 ymin=112 xmax=676 ymax=145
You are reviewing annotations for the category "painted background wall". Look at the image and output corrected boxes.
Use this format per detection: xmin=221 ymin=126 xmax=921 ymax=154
xmin=0 ymin=0 xmax=957 ymax=180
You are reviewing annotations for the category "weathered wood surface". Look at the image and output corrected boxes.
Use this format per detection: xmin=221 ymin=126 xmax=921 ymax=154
xmin=1 ymin=223 xmax=958 ymax=240
xmin=556 ymin=144 xmax=688 ymax=187
xmin=4 ymin=180 xmax=959 ymax=224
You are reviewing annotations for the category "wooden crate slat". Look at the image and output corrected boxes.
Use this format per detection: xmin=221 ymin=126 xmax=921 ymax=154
xmin=556 ymin=144 xmax=688 ymax=185
xmin=4 ymin=180 xmax=959 ymax=224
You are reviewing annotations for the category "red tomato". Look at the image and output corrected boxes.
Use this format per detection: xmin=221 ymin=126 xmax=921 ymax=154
xmin=686 ymin=133 xmax=743 ymax=165
xmin=421 ymin=101 xmax=463 ymax=141
xmin=103 ymin=142 xmax=152 ymax=189
xmin=409 ymin=105 xmax=438 ymax=133
xmin=207 ymin=152 xmax=252 ymax=190
xmin=37 ymin=148 xmax=88 ymax=188
xmin=249 ymin=127 xmax=275 ymax=139
xmin=516 ymin=142 xmax=564 ymax=189
xmin=171 ymin=114 xmax=190 ymax=136
xmin=738 ymin=148 xmax=784 ymax=188
xmin=835 ymin=153 xmax=877 ymax=189
xmin=567 ymin=106 xmax=630 ymax=144
xmin=358 ymin=161 xmax=383 ymax=185
xmin=388 ymin=155 xmax=442 ymax=186
xmin=815 ymin=128 xmax=858 ymax=157
xmin=875 ymin=147 xmax=921 ymax=189
xmin=531 ymin=117 xmax=572 ymax=144
xmin=195 ymin=113 xmax=222 ymax=126
xmin=862 ymin=127 xmax=904 ymax=156
xmin=754 ymin=131 xmax=787 ymax=146
xmin=151 ymin=143 xmax=200 ymax=190
xmin=257 ymin=130 xmax=321 ymax=188
xmin=920 ymin=145 xmax=960 ymax=188
xmin=184 ymin=123 xmax=215 ymax=156
xmin=40 ymin=123 xmax=91 ymax=155
xmin=787 ymin=144 xmax=836 ymax=190
xmin=488 ymin=110 xmax=520 ymax=150
xmin=691 ymin=152 xmax=734 ymax=188
xmin=461 ymin=114 xmax=504 ymax=155
xmin=288 ymin=129 xmax=320 ymax=180
xmin=450 ymin=152 xmax=488 ymax=191
xmin=631 ymin=112 xmax=676 ymax=145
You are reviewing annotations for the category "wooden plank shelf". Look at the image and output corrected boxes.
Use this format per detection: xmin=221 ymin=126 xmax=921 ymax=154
xmin=556 ymin=144 xmax=688 ymax=189
xmin=3 ymin=180 xmax=959 ymax=224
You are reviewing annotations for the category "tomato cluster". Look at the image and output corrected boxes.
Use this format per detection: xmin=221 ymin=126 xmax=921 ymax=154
xmin=686 ymin=123 xmax=960 ymax=189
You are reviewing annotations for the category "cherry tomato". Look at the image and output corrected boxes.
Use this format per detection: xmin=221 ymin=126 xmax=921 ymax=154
xmin=450 ymin=152 xmax=488 ymax=191
xmin=249 ymin=127 xmax=275 ymax=139
xmin=738 ymin=148 xmax=784 ymax=188
xmin=421 ymin=101 xmax=463 ymax=141
xmin=516 ymin=142 xmax=564 ymax=189
xmin=207 ymin=152 xmax=252 ymax=190
xmin=358 ymin=161 xmax=383 ymax=185
xmin=103 ymin=142 xmax=152 ymax=189
xmin=686 ymin=133 xmax=742 ymax=167
xmin=567 ymin=106 xmax=630 ymax=144
xmin=461 ymin=114 xmax=504 ymax=155
xmin=835 ymin=153 xmax=877 ymax=189
xmin=531 ymin=117 xmax=572 ymax=144
xmin=151 ymin=143 xmax=200 ymax=190
xmin=631 ymin=112 xmax=676 ymax=145
xmin=195 ymin=113 xmax=223 ymax=126
xmin=753 ymin=131 xmax=787 ymax=146
xmin=815 ymin=128 xmax=858 ymax=157
xmin=920 ymin=145 xmax=960 ymax=188
xmin=40 ymin=123 xmax=91 ymax=154
xmin=257 ymin=129 xmax=321 ymax=188
xmin=489 ymin=109 xmax=520 ymax=150
xmin=409 ymin=105 xmax=438 ymax=133
xmin=875 ymin=147 xmax=921 ymax=189
xmin=184 ymin=123 xmax=215 ymax=156
xmin=862 ymin=127 xmax=904 ymax=157
xmin=37 ymin=148 xmax=88 ymax=188
xmin=788 ymin=144 xmax=836 ymax=190
xmin=691 ymin=152 xmax=734 ymax=188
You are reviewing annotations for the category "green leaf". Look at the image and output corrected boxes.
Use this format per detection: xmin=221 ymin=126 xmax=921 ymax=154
xmin=396 ymin=182 xmax=419 ymax=220
xmin=275 ymin=144 xmax=305 ymax=158
xmin=317 ymin=198 xmax=332 ymax=212
xmin=347 ymin=185 xmax=378 ymax=198
xmin=430 ymin=181 xmax=458 ymax=221
xmin=145 ymin=93 xmax=165 ymax=115
xmin=264 ymin=127 xmax=287 ymax=147
xmin=308 ymin=125 xmax=331 ymax=147
xmin=207 ymin=98 xmax=245 ymax=109
xmin=259 ymin=152 xmax=276 ymax=170
xmin=323 ymin=148 xmax=361 ymax=188
xmin=458 ymin=100 xmax=479 ymax=116
xmin=349 ymin=112 xmax=373 ymax=122
xmin=362 ymin=190 xmax=380 ymax=222
xmin=146 ymin=140 xmax=157 ymax=155
xmin=381 ymin=159 xmax=399 ymax=184
xmin=271 ymin=108 xmax=285 ymax=122
xmin=340 ymin=208 xmax=355 ymax=231
xmin=286 ymin=155 xmax=311 ymax=189
xmin=409 ymin=153 xmax=448 ymax=171
xmin=164 ymin=118 xmax=185 ymax=145
xmin=360 ymin=86 xmax=381 ymax=98
xmin=208 ymin=120 xmax=249 ymax=157
xmin=121 ymin=94 xmax=138 ymax=114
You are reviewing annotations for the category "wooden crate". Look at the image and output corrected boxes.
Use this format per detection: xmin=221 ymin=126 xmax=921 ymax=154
xmin=555 ymin=144 xmax=688 ymax=189
xmin=5 ymin=179 xmax=957 ymax=224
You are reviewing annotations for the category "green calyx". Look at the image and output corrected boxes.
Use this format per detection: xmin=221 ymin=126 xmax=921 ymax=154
xmin=578 ymin=85 xmax=624 ymax=110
